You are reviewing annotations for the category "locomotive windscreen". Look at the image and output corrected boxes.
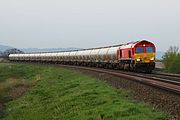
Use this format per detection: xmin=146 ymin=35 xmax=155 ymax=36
xmin=146 ymin=46 xmax=154 ymax=53
xmin=136 ymin=47 xmax=144 ymax=53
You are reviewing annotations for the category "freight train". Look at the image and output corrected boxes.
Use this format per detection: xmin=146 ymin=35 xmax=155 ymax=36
xmin=9 ymin=40 xmax=156 ymax=73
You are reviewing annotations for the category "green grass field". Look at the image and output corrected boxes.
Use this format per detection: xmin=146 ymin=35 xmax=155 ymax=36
xmin=0 ymin=63 xmax=167 ymax=120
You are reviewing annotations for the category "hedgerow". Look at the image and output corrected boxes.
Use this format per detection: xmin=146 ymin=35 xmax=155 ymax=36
xmin=163 ymin=46 xmax=180 ymax=73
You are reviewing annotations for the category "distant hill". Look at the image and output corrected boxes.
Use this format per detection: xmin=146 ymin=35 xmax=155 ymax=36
xmin=0 ymin=45 xmax=24 ymax=57
xmin=19 ymin=48 xmax=165 ymax=60
xmin=0 ymin=44 xmax=164 ymax=60
xmin=0 ymin=45 xmax=13 ymax=52
xmin=20 ymin=47 xmax=81 ymax=53
xmin=1 ymin=48 xmax=24 ymax=57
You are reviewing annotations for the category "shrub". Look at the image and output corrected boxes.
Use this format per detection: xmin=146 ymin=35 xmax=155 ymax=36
xmin=162 ymin=46 xmax=180 ymax=73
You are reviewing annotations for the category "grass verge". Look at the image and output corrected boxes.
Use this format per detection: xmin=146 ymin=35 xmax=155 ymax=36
xmin=0 ymin=63 xmax=167 ymax=120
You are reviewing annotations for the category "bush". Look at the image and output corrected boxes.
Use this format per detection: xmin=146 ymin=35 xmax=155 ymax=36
xmin=163 ymin=46 xmax=180 ymax=73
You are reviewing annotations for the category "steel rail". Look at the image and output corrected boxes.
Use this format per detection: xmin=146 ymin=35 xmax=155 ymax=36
xmin=154 ymin=72 xmax=180 ymax=77
xmin=58 ymin=64 xmax=180 ymax=95
xmin=152 ymin=72 xmax=180 ymax=81
xmin=114 ymin=71 xmax=180 ymax=85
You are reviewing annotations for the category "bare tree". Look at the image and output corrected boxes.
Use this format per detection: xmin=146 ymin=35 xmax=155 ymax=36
xmin=0 ymin=48 xmax=24 ymax=58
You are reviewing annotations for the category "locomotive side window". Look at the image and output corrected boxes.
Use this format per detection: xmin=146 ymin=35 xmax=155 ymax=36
xmin=146 ymin=47 xmax=154 ymax=53
xmin=136 ymin=47 xmax=144 ymax=53
xmin=120 ymin=50 xmax=122 ymax=58
xmin=129 ymin=50 xmax=131 ymax=58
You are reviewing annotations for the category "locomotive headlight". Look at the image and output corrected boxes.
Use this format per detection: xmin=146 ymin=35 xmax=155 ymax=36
xmin=136 ymin=58 xmax=141 ymax=62
xmin=150 ymin=57 xmax=154 ymax=61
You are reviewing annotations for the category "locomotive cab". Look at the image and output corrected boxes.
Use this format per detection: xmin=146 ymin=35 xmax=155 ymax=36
xmin=134 ymin=40 xmax=156 ymax=73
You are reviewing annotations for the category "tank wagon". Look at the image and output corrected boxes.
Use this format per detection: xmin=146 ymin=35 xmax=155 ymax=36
xmin=9 ymin=40 xmax=156 ymax=73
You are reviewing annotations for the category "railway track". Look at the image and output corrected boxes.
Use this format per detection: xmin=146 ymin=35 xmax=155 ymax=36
xmin=152 ymin=72 xmax=180 ymax=81
xmin=58 ymin=64 xmax=180 ymax=95
xmin=115 ymin=71 xmax=180 ymax=85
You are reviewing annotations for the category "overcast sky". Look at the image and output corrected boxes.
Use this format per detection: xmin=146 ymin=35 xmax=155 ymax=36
xmin=0 ymin=0 xmax=180 ymax=51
